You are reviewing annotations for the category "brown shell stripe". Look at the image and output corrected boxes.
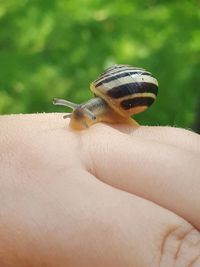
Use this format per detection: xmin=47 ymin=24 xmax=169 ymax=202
xmin=107 ymin=82 xmax=158 ymax=98
xmin=93 ymin=66 xmax=158 ymax=111
xmin=95 ymin=67 xmax=151 ymax=84
xmin=95 ymin=71 xmax=153 ymax=87
xmin=121 ymin=97 xmax=155 ymax=110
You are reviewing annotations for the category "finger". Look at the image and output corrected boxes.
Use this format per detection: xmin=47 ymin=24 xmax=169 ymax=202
xmin=110 ymin=125 xmax=200 ymax=156
xmin=2 ymin=114 xmax=200 ymax=267
xmin=1 ymin=158 xmax=199 ymax=267
xmin=82 ymin=123 xmax=200 ymax=231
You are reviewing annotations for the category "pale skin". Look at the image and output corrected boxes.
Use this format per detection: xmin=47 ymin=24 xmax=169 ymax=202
xmin=0 ymin=113 xmax=200 ymax=267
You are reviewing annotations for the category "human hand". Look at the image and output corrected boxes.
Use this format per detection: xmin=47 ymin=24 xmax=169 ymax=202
xmin=0 ymin=113 xmax=200 ymax=267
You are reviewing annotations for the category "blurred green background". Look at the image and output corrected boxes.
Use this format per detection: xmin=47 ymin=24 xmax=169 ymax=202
xmin=0 ymin=0 xmax=200 ymax=131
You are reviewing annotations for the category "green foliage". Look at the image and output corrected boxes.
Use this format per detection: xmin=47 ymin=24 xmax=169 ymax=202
xmin=0 ymin=0 xmax=200 ymax=128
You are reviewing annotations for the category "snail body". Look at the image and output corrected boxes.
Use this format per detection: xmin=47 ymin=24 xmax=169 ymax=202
xmin=53 ymin=64 xmax=158 ymax=130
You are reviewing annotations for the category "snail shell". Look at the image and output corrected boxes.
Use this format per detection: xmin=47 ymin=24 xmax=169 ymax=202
xmin=53 ymin=64 xmax=158 ymax=130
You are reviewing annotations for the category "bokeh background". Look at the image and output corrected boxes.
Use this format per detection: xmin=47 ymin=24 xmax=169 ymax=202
xmin=0 ymin=0 xmax=200 ymax=132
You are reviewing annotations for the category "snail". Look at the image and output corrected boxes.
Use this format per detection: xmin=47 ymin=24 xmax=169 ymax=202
xmin=53 ymin=64 xmax=158 ymax=130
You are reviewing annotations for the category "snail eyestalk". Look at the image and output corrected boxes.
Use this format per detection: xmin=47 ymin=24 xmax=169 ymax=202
xmin=84 ymin=108 xmax=96 ymax=120
xmin=53 ymin=98 xmax=96 ymax=121
xmin=53 ymin=98 xmax=79 ymax=110
xmin=63 ymin=114 xmax=71 ymax=119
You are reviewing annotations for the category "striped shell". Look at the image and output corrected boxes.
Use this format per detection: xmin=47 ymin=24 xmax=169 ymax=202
xmin=90 ymin=64 xmax=158 ymax=117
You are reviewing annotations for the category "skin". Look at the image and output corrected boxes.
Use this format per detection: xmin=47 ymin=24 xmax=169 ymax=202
xmin=0 ymin=113 xmax=200 ymax=267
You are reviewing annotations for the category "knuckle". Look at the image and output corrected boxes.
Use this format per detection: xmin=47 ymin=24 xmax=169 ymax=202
xmin=159 ymin=224 xmax=200 ymax=267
